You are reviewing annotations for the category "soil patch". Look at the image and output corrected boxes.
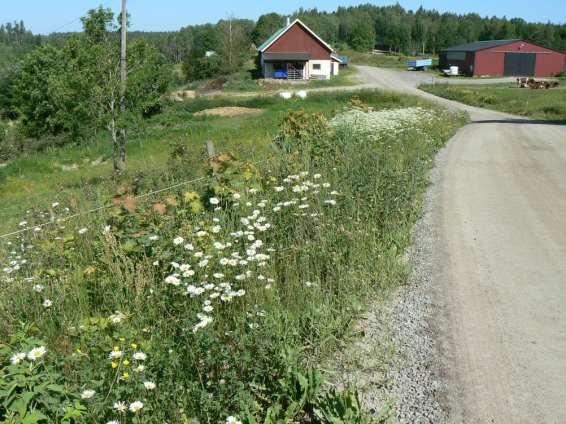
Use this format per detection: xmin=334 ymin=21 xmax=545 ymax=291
xmin=194 ymin=107 xmax=263 ymax=118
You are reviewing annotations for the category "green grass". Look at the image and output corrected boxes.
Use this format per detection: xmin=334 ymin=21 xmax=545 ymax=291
xmin=345 ymin=48 xmax=438 ymax=70
xmin=0 ymin=91 xmax=416 ymax=235
xmin=0 ymin=89 xmax=466 ymax=422
xmin=420 ymin=83 xmax=566 ymax=120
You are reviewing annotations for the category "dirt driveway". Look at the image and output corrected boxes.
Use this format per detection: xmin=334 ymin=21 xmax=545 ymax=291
xmin=354 ymin=65 xmax=566 ymax=423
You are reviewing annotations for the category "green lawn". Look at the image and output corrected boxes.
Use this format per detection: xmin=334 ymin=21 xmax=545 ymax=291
xmin=420 ymin=83 xmax=566 ymax=120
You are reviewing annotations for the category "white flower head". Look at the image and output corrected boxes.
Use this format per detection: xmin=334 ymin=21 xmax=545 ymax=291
xmin=33 ymin=284 xmax=44 ymax=293
xmin=27 ymin=346 xmax=47 ymax=361
xmin=143 ymin=381 xmax=156 ymax=390
xmin=133 ymin=351 xmax=147 ymax=361
xmin=81 ymin=389 xmax=96 ymax=399
xmin=173 ymin=236 xmax=184 ymax=245
xmin=226 ymin=416 xmax=242 ymax=424
xmin=10 ymin=352 xmax=26 ymax=365
xmin=109 ymin=311 xmax=126 ymax=324
xmin=78 ymin=227 xmax=88 ymax=235
xmin=108 ymin=350 xmax=123 ymax=359
xmin=129 ymin=401 xmax=144 ymax=413
xmin=42 ymin=299 xmax=52 ymax=308
xmin=113 ymin=401 xmax=127 ymax=413
xmin=209 ymin=197 xmax=220 ymax=205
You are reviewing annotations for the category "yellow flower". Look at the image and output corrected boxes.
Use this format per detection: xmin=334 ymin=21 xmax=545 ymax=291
xmin=113 ymin=345 xmax=120 ymax=351
xmin=111 ymin=362 xmax=118 ymax=369
xmin=122 ymin=372 xmax=130 ymax=379
xmin=119 ymin=337 xmax=125 ymax=342
xmin=131 ymin=343 xmax=137 ymax=349
xmin=123 ymin=360 xmax=130 ymax=366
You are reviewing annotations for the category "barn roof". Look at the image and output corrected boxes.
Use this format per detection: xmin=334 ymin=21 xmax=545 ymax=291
xmin=442 ymin=39 xmax=521 ymax=52
xmin=257 ymin=19 xmax=334 ymax=53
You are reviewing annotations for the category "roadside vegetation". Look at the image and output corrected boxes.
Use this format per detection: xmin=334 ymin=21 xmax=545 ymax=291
xmin=0 ymin=87 xmax=467 ymax=422
xmin=420 ymin=83 xmax=566 ymax=120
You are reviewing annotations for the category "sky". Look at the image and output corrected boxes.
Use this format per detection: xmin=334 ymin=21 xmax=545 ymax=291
xmin=2 ymin=0 xmax=565 ymax=35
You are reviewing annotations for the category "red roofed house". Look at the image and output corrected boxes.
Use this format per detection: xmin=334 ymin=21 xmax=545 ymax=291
xmin=257 ymin=18 xmax=341 ymax=80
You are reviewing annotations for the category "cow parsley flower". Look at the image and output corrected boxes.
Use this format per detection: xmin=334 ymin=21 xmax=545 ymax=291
xmin=129 ymin=401 xmax=144 ymax=413
xmin=33 ymin=284 xmax=44 ymax=293
xmin=143 ymin=381 xmax=156 ymax=390
xmin=81 ymin=389 xmax=96 ymax=399
xmin=209 ymin=197 xmax=220 ymax=205
xmin=133 ymin=351 xmax=147 ymax=361
xmin=113 ymin=401 xmax=127 ymax=413
xmin=109 ymin=350 xmax=123 ymax=359
xmin=226 ymin=416 xmax=242 ymax=424
xmin=173 ymin=236 xmax=184 ymax=245
xmin=109 ymin=311 xmax=126 ymax=324
xmin=42 ymin=299 xmax=52 ymax=308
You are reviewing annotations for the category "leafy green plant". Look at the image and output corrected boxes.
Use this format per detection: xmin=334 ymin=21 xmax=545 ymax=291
xmin=0 ymin=333 xmax=84 ymax=423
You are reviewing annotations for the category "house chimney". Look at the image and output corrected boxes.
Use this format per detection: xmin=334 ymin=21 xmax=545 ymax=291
xmin=286 ymin=16 xmax=291 ymax=26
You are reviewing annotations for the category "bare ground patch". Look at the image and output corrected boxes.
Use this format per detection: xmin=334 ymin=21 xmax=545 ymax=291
xmin=194 ymin=106 xmax=264 ymax=117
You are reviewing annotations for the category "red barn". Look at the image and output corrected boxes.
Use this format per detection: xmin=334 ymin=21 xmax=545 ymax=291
xmin=439 ymin=39 xmax=566 ymax=77
xmin=257 ymin=19 xmax=341 ymax=80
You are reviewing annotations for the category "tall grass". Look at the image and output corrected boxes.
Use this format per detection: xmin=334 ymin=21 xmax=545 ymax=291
xmin=0 ymin=93 xmax=466 ymax=423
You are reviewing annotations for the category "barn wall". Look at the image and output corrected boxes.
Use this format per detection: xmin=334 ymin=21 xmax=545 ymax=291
xmin=265 ymin=24 xmax=331 ymax=60
xmin=474 ymin=41 xmax=566 ymax=76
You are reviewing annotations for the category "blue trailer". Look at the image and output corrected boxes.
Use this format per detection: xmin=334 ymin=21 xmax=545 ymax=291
xmin=407 ymin=58 xmax=432 ymax=71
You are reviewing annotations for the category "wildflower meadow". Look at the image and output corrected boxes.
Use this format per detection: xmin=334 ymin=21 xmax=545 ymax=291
xmin=0 ymin=93 xmax=466 ymax=423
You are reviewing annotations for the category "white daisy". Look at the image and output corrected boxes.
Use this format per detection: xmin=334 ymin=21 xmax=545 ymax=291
xmin=27 ymin=346 xmax=47 ymax=361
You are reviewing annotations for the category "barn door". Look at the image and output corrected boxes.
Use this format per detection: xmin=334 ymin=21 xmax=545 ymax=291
xmin=504 ymin=53 xmax=536 ymax=76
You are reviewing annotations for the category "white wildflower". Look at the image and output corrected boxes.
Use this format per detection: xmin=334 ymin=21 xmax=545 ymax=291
xmin=133 ymin=351 xmax=147 ymax=361
xmin=42 ymin=299 xmax=52 ymax=308
xmin=113 ymin=401 xmax=127 ymax=413
xmin=10 ymin=352 xmax=26 ymax=365
xmin=108 ymin=350 xmax=123 ymax=359
xmin=128 ymin=401 xmax=144 ymax=413
xmin=143 ymin=381 xmax=156 ymax=390
xmin=209 ymin=197 xmax=220 ymax=205
xmin=81 ymin=389 xmax=96 ymax=399
xmin=173 ymin=236 xmax=184 ymax=245
xmin=27 ymin=346 xmax=47 ymax=361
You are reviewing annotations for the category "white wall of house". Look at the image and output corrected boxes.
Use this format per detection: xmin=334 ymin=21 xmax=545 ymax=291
xmin=308 ymin=60 xmax=332 ymax=79
xmin=332 ymin=61 xmax=340 ymax=76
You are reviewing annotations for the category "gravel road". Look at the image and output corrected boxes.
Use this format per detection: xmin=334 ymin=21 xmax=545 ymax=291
xmin=353 ymin=65 xmax=566 ymax=423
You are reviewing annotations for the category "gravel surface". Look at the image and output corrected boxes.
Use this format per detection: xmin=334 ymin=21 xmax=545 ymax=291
xmin=328 ymin=146 xmax=451 ymax=423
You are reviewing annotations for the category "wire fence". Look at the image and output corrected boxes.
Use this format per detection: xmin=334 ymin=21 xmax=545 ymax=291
xmin=0 ymin=156 xmax=273 ymax=240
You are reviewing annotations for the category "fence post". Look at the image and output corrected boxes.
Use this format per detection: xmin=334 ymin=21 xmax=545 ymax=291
xmin=206 ymin=140 xmax=215 ymax=159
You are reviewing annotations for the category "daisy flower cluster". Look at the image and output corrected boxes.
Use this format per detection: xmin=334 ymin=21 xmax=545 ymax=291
xmin=10 ymin=345 xmax=47 ymax=364
xmin=104 ymin=342 xmax=153 ymax=420
xmin=330 ymin=107 xmax=440 ymax=142
xmin=162 ymin=171 xmax=339 ymax=333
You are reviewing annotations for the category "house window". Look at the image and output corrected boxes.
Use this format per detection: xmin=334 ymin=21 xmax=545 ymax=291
xmin=313 ymin=64 xmax=321 ymax=70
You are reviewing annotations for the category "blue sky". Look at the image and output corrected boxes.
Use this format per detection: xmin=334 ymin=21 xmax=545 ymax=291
xmin=3 ymin=0 xmax=565 ymax=34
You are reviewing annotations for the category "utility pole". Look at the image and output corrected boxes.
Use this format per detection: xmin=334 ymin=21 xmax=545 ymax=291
xmin=117 ymin=0 xmax=128 ymax=173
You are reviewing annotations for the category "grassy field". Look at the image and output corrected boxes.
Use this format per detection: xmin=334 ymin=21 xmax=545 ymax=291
xmin=344 ymin=48 xmax=438 ymax=71
xmin=420 ymin=83 xmax=566 ymax=120
xmin=0 ymin=91 xmax=416 ymax=235
xmin=0 ymin=90 xmax=466 ymax=423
